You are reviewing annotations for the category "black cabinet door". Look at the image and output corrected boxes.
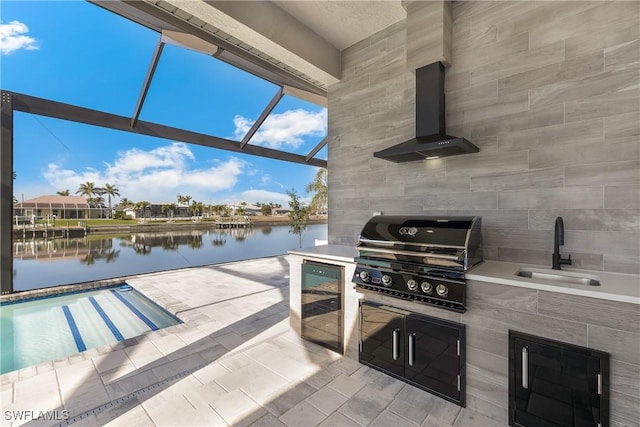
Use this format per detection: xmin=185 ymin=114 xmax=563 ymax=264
xmin=509 ymin=331 xmax=609 ymax=427
xmin=360 ymin=303 xmax=405 ymax=377
xmin=405 ymin=314 xmax=465 ymax=405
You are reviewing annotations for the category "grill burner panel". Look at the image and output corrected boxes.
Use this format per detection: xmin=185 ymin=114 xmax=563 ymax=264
xmin=353 ymin=215 xmax=483 ymax=313
xmin=353 ymin=266 xmax=466 ymax=312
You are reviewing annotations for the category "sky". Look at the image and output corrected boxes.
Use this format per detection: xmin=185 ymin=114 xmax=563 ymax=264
xmin=0 ymin=1 xmax=327 ymax=207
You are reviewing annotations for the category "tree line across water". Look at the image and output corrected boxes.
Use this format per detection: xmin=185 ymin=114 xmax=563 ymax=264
xmin=51 ymin=168 xmax=327 ymax=225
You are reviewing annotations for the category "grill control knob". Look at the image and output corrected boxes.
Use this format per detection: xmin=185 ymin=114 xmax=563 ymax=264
xmin=381 ymin=275 xmax=393 ymax=287
xmin=407 ymin=279 xmax=418 ymax=291
xmin=436 ymin=284 xmax=449 ymax=297
xmin=420 ymin=281 xmax=433 ymax=294
xmin=359 ymin=271 xmax=371 ymax=283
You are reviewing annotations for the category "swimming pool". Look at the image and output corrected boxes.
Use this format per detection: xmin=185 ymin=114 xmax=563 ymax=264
xmin=0 ymin=286 xmax=181 ymax=374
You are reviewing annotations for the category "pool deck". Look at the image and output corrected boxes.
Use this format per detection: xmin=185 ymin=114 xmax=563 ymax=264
xmin=1 ymin=256 xmax=504 ymax=426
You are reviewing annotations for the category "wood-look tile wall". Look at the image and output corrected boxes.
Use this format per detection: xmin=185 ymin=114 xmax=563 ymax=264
xmin=327 ymin=1 xmax=640 ymax=275
xmin=465 ymin=280 xmax=640 ymax=426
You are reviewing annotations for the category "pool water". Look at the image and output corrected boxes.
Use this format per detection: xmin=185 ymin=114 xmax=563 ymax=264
xmin=0 ymin=286 xmax=181 ymax=374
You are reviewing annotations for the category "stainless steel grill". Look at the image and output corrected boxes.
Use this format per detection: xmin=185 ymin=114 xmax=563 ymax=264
xmin=352 ymin=215 xmax=483 ymax=312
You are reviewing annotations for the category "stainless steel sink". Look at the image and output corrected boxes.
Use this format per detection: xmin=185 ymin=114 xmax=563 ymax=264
xmin=516 ymin=269 xmax=601 ymax=286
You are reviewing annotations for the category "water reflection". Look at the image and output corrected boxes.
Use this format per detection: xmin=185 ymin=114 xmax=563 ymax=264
xmin=80 ymin=249 xmax=120 ymax=265
xmin=12 ymin=224 xmax=328 ymax=292
xmin=13 ymin=237 xmax=115 ymax=262
xmin=12 ymin=227 xmax=265 ymax=262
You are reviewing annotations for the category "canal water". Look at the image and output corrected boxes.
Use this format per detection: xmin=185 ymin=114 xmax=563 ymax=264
xmin=12 ymin=224 xmax=328 ymax=292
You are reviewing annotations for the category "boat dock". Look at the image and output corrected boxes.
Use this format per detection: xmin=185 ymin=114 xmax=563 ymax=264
xmin=213 ymin=217 xmax=252 ymax=229
xmin=12 ymin=226 xmax=86 ymax=240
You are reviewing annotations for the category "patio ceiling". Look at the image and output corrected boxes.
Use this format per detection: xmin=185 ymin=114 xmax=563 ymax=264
xmin=92 ymin=0 xmax=407 ymax=93
xmin=87 ymin=0 xmax=407 ymax=165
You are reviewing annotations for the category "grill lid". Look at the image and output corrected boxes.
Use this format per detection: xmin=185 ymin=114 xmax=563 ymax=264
xmin=357 ymin=215 xmax=483 ymax=271
xmin=358 ymin=215 xmax=477 ymax=248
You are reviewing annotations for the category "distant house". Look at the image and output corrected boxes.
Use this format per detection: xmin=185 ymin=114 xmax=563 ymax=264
xmin=13 ymin=195 xmax=102 ymax=219
xmin=118 ymin=203 xmax=190 ymax=219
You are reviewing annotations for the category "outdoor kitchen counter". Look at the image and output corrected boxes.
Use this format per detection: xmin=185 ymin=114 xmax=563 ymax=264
xmin=468 ymin=261 xmax=640 ymax=305
xmin=288 ymin=246 xmax=640 ymax=425
xmin=288 ymin=244 xmax=357 ymax=264
xmin=289 ymin=245 xmax=639 ymax=305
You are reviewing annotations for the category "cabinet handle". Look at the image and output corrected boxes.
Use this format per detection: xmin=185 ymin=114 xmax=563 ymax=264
xmin=598 ymin=373 xmax=602 ymax=395
xmin=359 ymin=309 xmax=363 ymax=352
xmin=522 ymin=346 xmax=529 ymax=389
xmin=408 ymin=333 xmax=416 ymax=366
xmin=392 ymin=328 xmax=400 ymax=360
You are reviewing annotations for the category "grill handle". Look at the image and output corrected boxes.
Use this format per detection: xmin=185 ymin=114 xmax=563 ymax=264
xmin=392 ymin=328 xmax=400 ymax=360
xmin=360 ymin=246 xmax=463 ymax=261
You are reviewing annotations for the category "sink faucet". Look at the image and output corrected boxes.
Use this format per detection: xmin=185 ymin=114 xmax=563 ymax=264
xmin=552 ymin=217 xmax=572 ymax=270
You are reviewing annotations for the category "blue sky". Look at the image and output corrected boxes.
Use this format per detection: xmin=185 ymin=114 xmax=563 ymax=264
xmin=1 ymin=1 xmax=326 ymax=206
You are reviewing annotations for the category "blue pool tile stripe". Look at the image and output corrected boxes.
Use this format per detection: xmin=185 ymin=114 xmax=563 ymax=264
xmin=110 ymin=289 xmax=159 ymax=331
xmin=89 ymin=296 xmax=124 ymax=341
xmin=62 ymin=305 xmax=87 ymax=352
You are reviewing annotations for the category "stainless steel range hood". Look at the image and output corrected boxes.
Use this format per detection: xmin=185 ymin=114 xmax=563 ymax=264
xmin=374 ymin=62 xmax=479 ymax=163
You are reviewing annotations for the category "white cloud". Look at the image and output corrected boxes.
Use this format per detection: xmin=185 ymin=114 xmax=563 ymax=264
xmin=240 ymin=189 xmax=290 ymax=205
xmin=240 ymin=189 xmax=311 ymax=206
xmin=260 ymin=174 xmax=271 ymax=185
xmin=0 ymin=21 xmax=38 ymax=54
xmin=232 ymin=108 xmax=327 ymax=149
xmin=42 ymin=142 xmax=246 ymax=203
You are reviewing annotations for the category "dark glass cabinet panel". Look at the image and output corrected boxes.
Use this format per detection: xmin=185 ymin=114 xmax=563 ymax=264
xmin=405 ymin=315 xmax=464 ymax=403
xmin=509 ymin=330 xmax=609 ymax=427
xmin=301 ymin=261 xmax=344 ymax=354
xmin=360 ymin=303 xmax=405 ymax=377
xmin=360 ymin=302 xmax=465 ymax=406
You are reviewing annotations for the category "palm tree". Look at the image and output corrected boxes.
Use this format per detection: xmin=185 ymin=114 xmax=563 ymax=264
xmin=306 ymin=168 xmax=328 ymax=214
xmin=88 ymin=196 xmax=105 ymax=218
xmin=135 ymin=201 xmax=150 ymax=219
xmin=57 ymin=189 xmax=70 ymax=196
xmin=177 ymin=194 xmax=192 ymax=207
xmin=119 ymin=198 xmax=133 ymax=209
xmin=161 ymin=203 xmax=178 ymax=219
xmin=102 ymin=184 xmax=120 ymax=219
xmin=76 ymin=182 xmax=96 ymax=198
xmin=76 ymin=182 xmax=97 ymax=218
xmin=188 ymin=201 xmax=204 ymax=217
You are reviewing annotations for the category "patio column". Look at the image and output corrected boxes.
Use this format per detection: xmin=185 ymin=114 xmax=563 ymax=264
xmin=1 ymin=91 xmax=14 ymax=294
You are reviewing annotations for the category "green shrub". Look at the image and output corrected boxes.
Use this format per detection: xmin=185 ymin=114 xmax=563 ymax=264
xmin=112 ymin=211 xmax=131 ymax=220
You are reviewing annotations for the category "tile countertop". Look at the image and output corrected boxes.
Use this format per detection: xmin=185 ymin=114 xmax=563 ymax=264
xmin=289 ymin=245 xmax=640 ymax=305
xmin=288 ymin=244 xmax=357 ymax=264
xmin=468 ymin=261 xmax=640 ymax=305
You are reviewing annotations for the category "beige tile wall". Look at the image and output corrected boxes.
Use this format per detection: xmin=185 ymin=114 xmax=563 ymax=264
xmin=328 ymin=1 xmax=640 ymax=274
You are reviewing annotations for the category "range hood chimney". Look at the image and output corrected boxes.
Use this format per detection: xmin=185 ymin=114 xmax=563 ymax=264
xmin=374 ymin=62 xmax=479 ymax=163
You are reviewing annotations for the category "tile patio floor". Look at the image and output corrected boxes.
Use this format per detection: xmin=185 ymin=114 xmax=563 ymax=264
xmin=1 ymin=256 xmax=504 ymax=426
